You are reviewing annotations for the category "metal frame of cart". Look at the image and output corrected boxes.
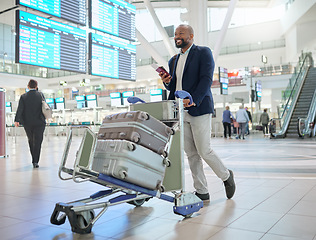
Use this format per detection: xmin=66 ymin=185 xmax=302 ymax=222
xmin=50 ymin=98 xmax=203 ymax=234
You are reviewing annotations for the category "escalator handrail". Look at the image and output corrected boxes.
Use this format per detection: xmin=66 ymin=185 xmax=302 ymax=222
xmin=297 ymin=117 xmax=305 ymax=138
xmin=301 ymin=89 xmax=316 ymax=137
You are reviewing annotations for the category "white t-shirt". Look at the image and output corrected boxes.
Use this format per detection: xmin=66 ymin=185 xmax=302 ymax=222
xmin=175 ymin=44 xmax=193 ymax=91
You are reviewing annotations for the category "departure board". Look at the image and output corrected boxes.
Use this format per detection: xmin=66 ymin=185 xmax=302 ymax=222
xmin=219 ymin=67 xmax=228 ymax=95
xmin=89 ymin=32 xmax=136 ymax=80
xmin=89 ymin=0 xmax=136 ymax=41
xmin=16 ymin=10 xmax=87 ymax=73
xmin=17 ymin=0 xmax=86 ymax=25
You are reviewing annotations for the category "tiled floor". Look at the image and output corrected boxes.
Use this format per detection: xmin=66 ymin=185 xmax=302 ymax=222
xmin=1 ymin=131 xmax=316 ymax=240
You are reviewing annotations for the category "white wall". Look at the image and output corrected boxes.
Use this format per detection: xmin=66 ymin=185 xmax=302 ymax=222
xmin=297 ymin=21 xmax=316 ymax=53
xmin=285 ymin=26 xmax=298 ymax=62
xmin=208 ymin=20 xmax=284 ymax=47
xmin=216 ymin=48 xmax=287 ymax=70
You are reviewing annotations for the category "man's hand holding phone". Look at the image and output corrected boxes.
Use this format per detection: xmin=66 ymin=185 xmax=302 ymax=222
xmin=152 ymin=64 xmax=172 ymax=84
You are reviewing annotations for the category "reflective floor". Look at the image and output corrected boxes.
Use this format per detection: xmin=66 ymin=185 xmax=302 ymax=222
xmin=1 ymin=132 xmax=316 ymax=240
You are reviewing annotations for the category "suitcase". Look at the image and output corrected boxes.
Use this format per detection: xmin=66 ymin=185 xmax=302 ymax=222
xmin=91 ymin=139 xmax=167 ymax=190
xmin=98 ymin=111 xmax=173 ymax=156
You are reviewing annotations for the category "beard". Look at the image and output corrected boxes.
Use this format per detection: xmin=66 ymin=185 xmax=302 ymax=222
xmin=175 ymin=38 xmax=189 ymax=49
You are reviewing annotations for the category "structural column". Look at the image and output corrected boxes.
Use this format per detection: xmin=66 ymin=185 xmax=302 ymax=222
xmin=180 ymin=0 xmax=208 ymax=46
xmin=0 ymin=88 xmax=6 ymax=157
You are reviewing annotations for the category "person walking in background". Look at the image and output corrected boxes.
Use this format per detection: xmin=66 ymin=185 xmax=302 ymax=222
xmin=14 ymin=79 xmax=46 ymax=168
xmin=260 ymin=108 xmax=270 ymax=135
xmin=245 ymin=107 xmax=252 ymax=135
xmin=222 ymin=106 xmax=234 ymax=139
xmin=236 ymin=105 xmax=249 ymax=140
xmin=158 ymin=24 xmax=235 ymax=201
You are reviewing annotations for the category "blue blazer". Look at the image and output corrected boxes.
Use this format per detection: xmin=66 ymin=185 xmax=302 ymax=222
xmin=165 ymin=44 xmax=215 ymax=116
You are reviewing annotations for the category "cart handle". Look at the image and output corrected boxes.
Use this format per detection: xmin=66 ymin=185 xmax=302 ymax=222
xmin=58 ymin=125 xmax=94 ymax=181
xmin=127 ymin=96 xmax=146 ymax=104
xmin=175 ymin=90 xmax=193 ymax=105
xmin=128 ymin=91 xmax=193 ymax=105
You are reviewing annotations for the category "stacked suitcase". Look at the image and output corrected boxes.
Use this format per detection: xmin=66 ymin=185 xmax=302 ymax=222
xmin=91 ymin=111 xmax=174 ymax=190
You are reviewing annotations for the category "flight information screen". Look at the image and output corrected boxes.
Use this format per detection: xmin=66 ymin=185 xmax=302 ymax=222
xmin=89 ymin=32 xmax=136 ymax=81
xmin=16 ymin=10 xmax=87 ymax=73
xmin=16 ymin=0 xmax=86 ymax=25
xmin=219 ymin=67 xmax=228 ymax=95
xmin=89 ymin=0 xmax=136 ymax=41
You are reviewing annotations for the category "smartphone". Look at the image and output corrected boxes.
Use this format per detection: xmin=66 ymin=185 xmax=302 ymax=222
xmin=151 ymin=64 xmax=170 ymax=77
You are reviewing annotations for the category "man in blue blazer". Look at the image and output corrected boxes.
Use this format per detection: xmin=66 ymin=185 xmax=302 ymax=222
xmin=159 ymin=24 xmax=235 ymax=201
xmin=15 ymin=79 xmax=46 ymax=168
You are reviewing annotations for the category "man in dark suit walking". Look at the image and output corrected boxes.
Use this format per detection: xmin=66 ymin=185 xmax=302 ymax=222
xmin=159 ymin=24 xmax=235 ymax=201
xmin=14 ymin=79 xmax=46 ymax=168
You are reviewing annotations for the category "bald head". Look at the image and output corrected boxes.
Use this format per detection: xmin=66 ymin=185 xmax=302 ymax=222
xmin=177 ymin=24 xmax=194 ymax=35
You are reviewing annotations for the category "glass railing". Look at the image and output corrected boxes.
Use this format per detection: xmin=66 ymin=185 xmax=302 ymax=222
xmin=271 ymin=52 xmax=314 ymax=138
xmin=0 ymin=38 xmax=289 ymax=78
xmin=1 ymin=59 xmax=47 ymax=77
xmin=137 ymin=38 xmax=286 ymax=67
xmin=219 ymin=39 xmax=285 ymax=55
xmin=0 ymin=59 xmax=81 ymax=78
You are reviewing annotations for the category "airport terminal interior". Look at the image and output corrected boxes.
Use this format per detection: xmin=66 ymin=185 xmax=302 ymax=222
xmin=1 ymin=0 xmax=316 ymax=239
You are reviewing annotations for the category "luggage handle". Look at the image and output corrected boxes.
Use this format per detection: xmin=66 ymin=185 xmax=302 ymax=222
xmin=174 ymin=90 xmax=193 ymax=105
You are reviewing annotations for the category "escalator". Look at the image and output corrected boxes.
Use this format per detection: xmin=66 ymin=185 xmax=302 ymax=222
xmin=286 ymin=68 xmax=316 ymax=137
xmin=272 ymin=52 xmax=316 ymax=138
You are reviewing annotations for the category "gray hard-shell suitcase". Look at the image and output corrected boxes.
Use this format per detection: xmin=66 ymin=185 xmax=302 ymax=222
xmin=97 ymin=111 xmax=174 ymax=156
xmin=91 ymin=139 xmax=168 ymax=190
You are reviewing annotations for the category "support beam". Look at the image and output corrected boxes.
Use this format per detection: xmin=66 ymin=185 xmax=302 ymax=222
xmin=136 ymin=29 xmax=167 ymax=67
xmin=143 ymin=0 xmax=176 ymax=57
xmin=213 ymin=0 xmax=239 ymax=61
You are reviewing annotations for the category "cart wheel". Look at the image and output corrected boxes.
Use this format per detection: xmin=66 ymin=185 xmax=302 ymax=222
xmin=131 ymin=132 xmax=141 ymax=143
xmin=76 ymin=210 xmax=95 ymax=230
xmin=157 ymin=184 xmax=165 ymax=192
xmin=166 ymin=127 xmax=175 ymax=135
xmin=127 ymin=142 xmax=136 ymax=151
xmin=50 ymin=210 xmax=67 ymax=225
xmin=143 ymin=113 xmax=150 ymax=120
xmin=127 ymin=197 xmax=152 ymax=207
xmin=158 ymin=148 xmax=168 ymax=158
xmin=184 ymin=213 xmax=193 ymax=218
xmin=118 ymin=169 xmax=128 ymax=179
xmin=163 ymin=158 xmax=171 ymax=167
xmin=127 ymin=198 xmax=146 ymax=207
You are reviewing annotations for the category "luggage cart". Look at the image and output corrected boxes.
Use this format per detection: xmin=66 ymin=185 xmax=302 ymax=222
xmin=50 ymin=93 xmax=203 ymax=234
